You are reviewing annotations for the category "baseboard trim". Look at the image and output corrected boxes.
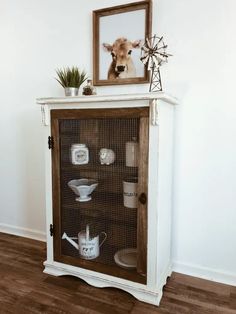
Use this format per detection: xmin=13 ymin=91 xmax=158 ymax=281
xmin=0 ymin=223 xmax=46 ymax=242
xmin=44 ymin=260 xmax=163 ymax=306
xmin=173 ymin=261 xmax=236 ymax=287
xmin=1 ymin=224 xmax=235 ymax=288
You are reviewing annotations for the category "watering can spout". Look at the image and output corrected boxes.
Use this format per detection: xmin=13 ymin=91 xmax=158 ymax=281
xmin=62 ymin=232 xmax=79 ymax=250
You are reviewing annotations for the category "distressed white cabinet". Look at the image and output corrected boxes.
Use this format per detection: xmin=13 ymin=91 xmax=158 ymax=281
xmin=37 ymin=92 xmax=178 ymax=306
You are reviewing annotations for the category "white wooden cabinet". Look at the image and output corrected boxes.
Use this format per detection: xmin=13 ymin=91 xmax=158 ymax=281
xmin=37 ymin=92 xmax=178 ymax=306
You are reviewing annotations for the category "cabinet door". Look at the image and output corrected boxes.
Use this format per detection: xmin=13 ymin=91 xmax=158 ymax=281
xmin=51 ymin=108 xmax=149 ymax=284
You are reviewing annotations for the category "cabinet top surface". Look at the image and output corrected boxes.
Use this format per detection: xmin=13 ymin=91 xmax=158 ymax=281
xmin=36 ymin=92 xmax=179 ymax=106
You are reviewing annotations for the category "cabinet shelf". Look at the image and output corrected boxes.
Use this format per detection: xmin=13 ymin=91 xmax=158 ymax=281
xmin=62 ymin=241 xmax=132 ymax=267
xmin=61 ymin=163 xmax=138 ymax=175
xmin=62 ymin=193 xmax=137 ymax=226
xmin=58 ymin=249 xmax=145 ymax=284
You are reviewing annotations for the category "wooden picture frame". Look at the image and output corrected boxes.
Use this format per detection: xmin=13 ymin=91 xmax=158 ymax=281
xmin=93 ymin=0 xmax=152 ymax=86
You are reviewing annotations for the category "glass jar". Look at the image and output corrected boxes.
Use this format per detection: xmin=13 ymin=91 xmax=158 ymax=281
xmin=82 ymin=79 xmax=96 ymax=96
xmin=71 ymin=144 xmax=89 ymax=165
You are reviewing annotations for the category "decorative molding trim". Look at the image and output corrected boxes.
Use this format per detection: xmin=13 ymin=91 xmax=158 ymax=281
xmin=44 ymin=260 xmax=163 ymax=306
xmin=41 ymin=104 xmax=50 ymax=126
xmin=150 ymin=99 xmax=159 ymax=126
xmin=173 ymin=261 xmax=236 ymax=287
xmin=157 ymin=261 xmax=172 ymax=291
xmin=37 ymin=92 xmax=179 ymax=106
xmin=0 ymin=223 xmax=46 ymax=242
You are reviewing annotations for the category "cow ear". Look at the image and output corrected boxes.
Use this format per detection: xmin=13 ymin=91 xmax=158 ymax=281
xmin=103 ymin=43 xmax=113 ymax=52
xmin=132 ymin=40 xmax=142 ymax=48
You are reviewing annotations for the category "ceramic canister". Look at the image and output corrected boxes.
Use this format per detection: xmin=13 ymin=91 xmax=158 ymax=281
xmin=123 ymin=177 xmax=138 ymax=208
xmin=71 ymin=144 xmax=89 ymax=165
xmin=125 ymin=138 xmax=139 ymax=167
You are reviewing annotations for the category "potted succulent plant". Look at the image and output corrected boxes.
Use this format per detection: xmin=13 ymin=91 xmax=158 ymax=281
xmin=55 ymin=66 xmax=87 ymax=96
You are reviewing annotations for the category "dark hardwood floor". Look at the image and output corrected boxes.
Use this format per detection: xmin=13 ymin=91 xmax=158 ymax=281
xmin=0 ymin=232 xmax=235 ymax=314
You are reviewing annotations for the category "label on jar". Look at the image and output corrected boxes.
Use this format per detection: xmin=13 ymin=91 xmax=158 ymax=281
xmin=71 ymin=145 xmax=89 ymax=165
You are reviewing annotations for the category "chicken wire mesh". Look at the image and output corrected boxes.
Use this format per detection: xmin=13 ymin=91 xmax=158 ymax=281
xmin=59 ymin=117 xmax=140 ymax=270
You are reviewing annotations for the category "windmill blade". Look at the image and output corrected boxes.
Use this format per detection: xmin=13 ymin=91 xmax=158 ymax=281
xmin=157 ymin=36 xmax=163 ymax=44
xmin=157 ymin=44 xmax=168 ymax=50
xmin=155 ymin=37 xmax=162 ymax=49
xmin=153 ymin=49 xmax=169 ymax=63
xmin=142 ymin=45 xmax=151 ymax=53
xmin=158 ymin=52 xmax=170 ymax=59
xmin=153 ymin=36 xmax=163 ymax=50
xmin=152 ymin=34 xmax=157 ymax=48
xmin=140 ymin=50 xmax=149 ymax=58
xmin=157 ymin=54 xmax=167 ymax=63
xmin=140 ymin=54 xmax=150 ymax=65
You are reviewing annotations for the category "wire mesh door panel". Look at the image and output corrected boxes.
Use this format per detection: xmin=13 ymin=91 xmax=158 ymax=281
xmin=51 ymin=108 xmax=149 ymax=284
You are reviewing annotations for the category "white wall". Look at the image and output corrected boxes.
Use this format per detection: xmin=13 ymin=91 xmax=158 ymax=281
xmin=0 ymin=0 xmax=236 ymax=284
xmin=160 ymin=0 xmax=236 ymax=285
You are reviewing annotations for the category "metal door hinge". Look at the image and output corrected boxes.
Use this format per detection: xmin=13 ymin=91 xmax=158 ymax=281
xmin=48 ymin=136 xmax=54 ymax=149
xmin=50 ymin=224 xmax=54 ymax=236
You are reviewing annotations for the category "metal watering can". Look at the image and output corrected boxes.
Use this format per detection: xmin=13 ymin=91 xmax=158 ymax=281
xmin=62 ymin=225 xmax=107 ymax=260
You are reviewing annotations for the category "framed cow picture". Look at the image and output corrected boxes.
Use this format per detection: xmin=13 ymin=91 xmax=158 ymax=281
xmin=93 ymin=0 xmax=152 ymax=86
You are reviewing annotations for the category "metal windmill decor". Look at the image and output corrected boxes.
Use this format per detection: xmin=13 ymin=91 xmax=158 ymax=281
xmin=140 ymin=35 xmax=172 ymax=92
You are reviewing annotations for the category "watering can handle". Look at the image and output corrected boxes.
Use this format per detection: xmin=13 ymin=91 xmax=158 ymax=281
xmin=99 ymin=232 xmax=107 ymax=247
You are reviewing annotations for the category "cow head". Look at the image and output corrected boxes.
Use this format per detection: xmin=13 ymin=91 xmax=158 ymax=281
xmin=103 ymin=37 xmax=141 ymax=74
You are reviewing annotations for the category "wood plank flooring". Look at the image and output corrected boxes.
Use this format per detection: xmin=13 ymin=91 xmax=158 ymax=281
xmin=0 ymin=232 xmax=235 ymax=313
